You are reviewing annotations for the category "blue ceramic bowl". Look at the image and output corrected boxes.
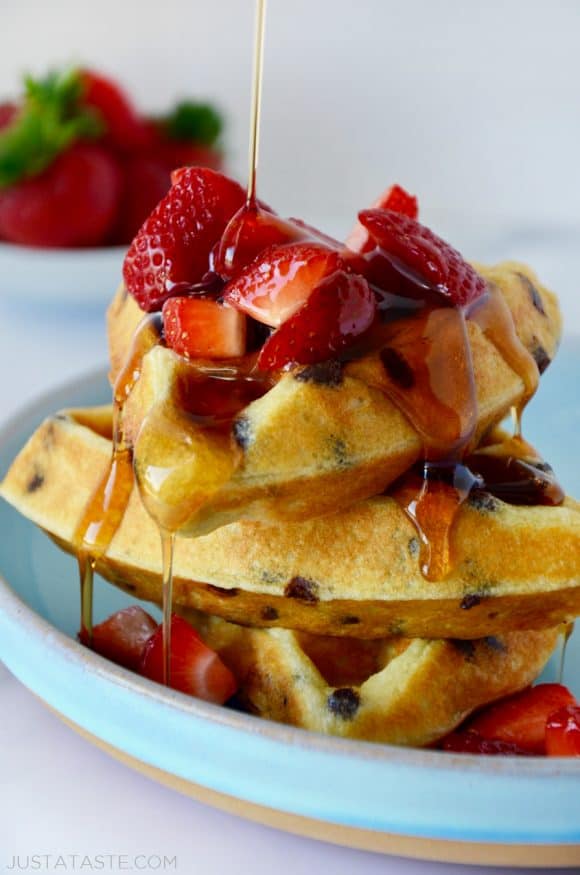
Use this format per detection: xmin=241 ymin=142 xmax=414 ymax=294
xmin=0 ymin=346 xmax=579 ymax=867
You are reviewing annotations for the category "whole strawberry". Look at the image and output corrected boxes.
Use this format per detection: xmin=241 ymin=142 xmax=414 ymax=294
xmin=122 ymin=166 xmax=246 ymax=312
xmin=80 ymin=68 xmax=149 ymax=152
xmin=0 ymin=142 xmax=121 ymax=247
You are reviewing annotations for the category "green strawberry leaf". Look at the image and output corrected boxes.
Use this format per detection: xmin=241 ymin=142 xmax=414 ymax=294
xmin=164 ymin=101 xmax=222 ymax=146
xmin=0 ymin=68 xmax=104 ymax=189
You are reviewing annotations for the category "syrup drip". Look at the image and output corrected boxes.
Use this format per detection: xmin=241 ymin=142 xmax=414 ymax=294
xmin=383 ymin=283 xmax=546 ymax=580
xmin=247 ymin=0 xmax=267 ymax=207
xmin=558 ymin=622 xmax=575 ymax=684
xmin=467 ymin=283 xmax=539 ymax=433
xmin=74 ymin=314 xmax=161 ymax=642
xmin=379 ymin=306 xmax=477 ymax=579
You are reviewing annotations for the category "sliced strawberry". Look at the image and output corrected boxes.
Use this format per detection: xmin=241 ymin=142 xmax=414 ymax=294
xmin=123 ymin=167 xmax=246 ymax=312
xmin=0 ymin=142 xmax=121 ymax=247
xmin=441 ymin=730 xmax=531 ymax=756
xmin=81 ymin=68 xmax=149 ymax=151
xmin=215 ymin=207 xmax=340 ymax=280
xmin=467 ymin=684 xmax=577 ymax=754
xmin=140 ymin=615 xmax=237 ymax=704
xmin=88 ymin=606 xmax=158 ymax=672
xmin=163 ymin=296 xmax=246 ymax=359
xmin=215 ymin=208 xmax=307 ymax=280
xmin=113 ymin=155 xmax=171 ymax=243
xmin=546 ymin=706 xmax=580 ymax=756
xmin=258 ymin=270 xmax=376 ymax=370
xmin=357 ymin=209 xmax=486 ymax=307
xmin=346 ymin=183 xmax=418 ymax=252
xmin=224 ymin=242 xmax=343 ymax=327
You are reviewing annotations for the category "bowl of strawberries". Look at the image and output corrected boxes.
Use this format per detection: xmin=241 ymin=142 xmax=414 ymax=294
xmin=0 ymin=67 xmax=224 ymax=304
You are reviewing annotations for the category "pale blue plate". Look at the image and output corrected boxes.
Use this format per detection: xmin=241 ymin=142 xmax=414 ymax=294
xmin=0 ymin=345 xmax=579 ymax=867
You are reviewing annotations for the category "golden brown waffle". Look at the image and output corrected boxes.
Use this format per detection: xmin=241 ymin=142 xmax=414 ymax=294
xmin=3 ymin=409 xmax=580 ymax=640
xmin=187 ymin=612 xmax=560 ymax=746
xmin=106 ymin=262 xmax=561 ymax=536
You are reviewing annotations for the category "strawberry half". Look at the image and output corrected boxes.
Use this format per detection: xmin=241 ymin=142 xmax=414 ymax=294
xmin=257 ymin=270 xmax=376 ymax=370
xmin=546 ymin=705 xmax=580 ymax=756
xmin=163 ymin=297 xmax=246 ymax=359
xmin=467 ymin=684 xmax=577 ymax=754
xmin=224 ymin=242 xmax=343 ymax=327
xmin=123 ymin=167 xmax=246 ymax=313
xmin=88 ymin=606 xmax=158 ymax=672
xmin=357 ymin=209 xmax=487 ymax=307
xmin=140 ymin=615 xmax=237 ymax=704
xmin=346 ymin=183 xmax=418 ymax=253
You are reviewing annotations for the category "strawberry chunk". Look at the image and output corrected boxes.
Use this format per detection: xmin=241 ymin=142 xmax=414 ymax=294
xmin=441 ymin=730 xmax=531 ymax=756
xmin=141 ymin=615 xmax=237 ymax=704
xmin=88 ymin=606 xmax=158 ymax=672
xmin=257 ymin=270 xmax=376 ymax=370
xmin=467 ymin=684 xmax=577 ymax=754
xmin=346 ymin=183 xmax=418 ymax=252
xmin=123 ymin=167 xmax=246 ymax=313
xmin=357 ymin=209 xmax=487 ymax=307
xmin=224 ymin=242 xmax=343 ymax=327
xmin=546 ymin=706 xmax=580 ymax=756
xmin=163 ymin=297 xmax=246 ymax=359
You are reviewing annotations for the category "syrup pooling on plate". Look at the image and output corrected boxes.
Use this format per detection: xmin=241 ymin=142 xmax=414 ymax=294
xmin=73 ymin=312 xmax=161 ymax=641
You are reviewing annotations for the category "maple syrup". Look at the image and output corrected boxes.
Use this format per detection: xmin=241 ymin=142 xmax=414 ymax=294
xmin=74 ymin=313 xmax=161 ymax=641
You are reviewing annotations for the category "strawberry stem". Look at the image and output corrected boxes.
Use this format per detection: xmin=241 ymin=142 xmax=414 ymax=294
xmin=0 ymin=68 xmax=104 ymax=188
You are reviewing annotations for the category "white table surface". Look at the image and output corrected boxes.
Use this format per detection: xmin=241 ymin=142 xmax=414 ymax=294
xmin=0 ymin=286 xmax=575 ymax=875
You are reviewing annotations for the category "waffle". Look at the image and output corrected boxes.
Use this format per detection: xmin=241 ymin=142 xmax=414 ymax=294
xmin=106 ymin=262 xmax=561 ymax=536
xmin=185 ymin=613 xmax=560 ymax=746
xmin=3 ymin=408 xmax=580 ymax=640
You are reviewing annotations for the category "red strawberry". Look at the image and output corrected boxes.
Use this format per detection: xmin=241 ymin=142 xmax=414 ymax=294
xmin=346 ymin=183 xmax=418 ymax=252
xmin=224 ymin=242 xmax=343 ymax=327
xmin=155 ymin=141 xmax=222 ymax=173
xmin=113 ymin=155 xmax=171 ymax=243
xmin=216 ymin=207 xmax=341 ymax=280
xmin=467 ymin=684 xmax=577 ymax=754
xmin=546 ymin=705 xmax=580 ymax=756
xmin=163 ymin=297 xmax=246 ymax=359
xmin=258 ymin=270 xmax=376 ymax=370
xmin=141 ymin=615 xmax=237 ymax=704
xmin=123 ymin=167 xmax=246 ymax=312
xmin=216 ymin=208 xmax=307 ymax=280
xmin=0 ymin=142 xmax=121 ymax=247
xmin=0 ymin=102 xmax=18 ymax=130
xmin=81 ymin=68 xmax=148 ymax=151
xmin=441 ymin=730 xmax=531 ymax=756
xmin=357 ymin=209 xmax=487 ymax=307
xmin=88 ymin=606 xmax=158 ymax=672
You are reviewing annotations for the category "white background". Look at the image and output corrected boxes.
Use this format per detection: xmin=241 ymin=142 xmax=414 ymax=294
xmin=0 ymin=1 xmax=579 ymax=873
